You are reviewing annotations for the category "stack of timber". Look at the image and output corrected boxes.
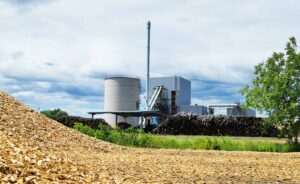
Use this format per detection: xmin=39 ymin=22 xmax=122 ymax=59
xmin=152 ymin=113 xmax=279 ymax=137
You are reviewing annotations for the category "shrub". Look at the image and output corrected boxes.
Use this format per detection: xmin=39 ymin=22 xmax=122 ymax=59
xmin=58 ymin=116 xmax=109 ymax=129
xmin=41 ymin=108 xmax=68 ymax=121
xmin=74 ymin=122 xmax=95 ymax=137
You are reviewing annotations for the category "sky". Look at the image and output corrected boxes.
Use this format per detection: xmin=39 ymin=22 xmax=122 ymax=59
xmin=1 ymin=0 xmax=300 ymax=117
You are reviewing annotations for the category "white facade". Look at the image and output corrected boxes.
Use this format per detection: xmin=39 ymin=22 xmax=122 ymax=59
xmin=104 ymin=76 xmax=140 ymax=127
xmin=178 ymin=105 xmax=208 ymax=115
xmin=148 ymin=76 xmax=209 ymax=115
xmin=208 ymin=104 xmax=256 ymax=117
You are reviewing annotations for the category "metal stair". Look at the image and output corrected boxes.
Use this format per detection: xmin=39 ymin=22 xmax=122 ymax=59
xmin=146 ymin=86 xmax=163 ymax=111
xmin=141 ymin=86 xmax=163 ymax=127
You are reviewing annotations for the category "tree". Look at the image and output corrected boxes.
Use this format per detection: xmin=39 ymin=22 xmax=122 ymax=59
xmin=40 ymin=108 xmax=68 ymax=121
xmin=240 ymin=37 xmax=300 ymax=144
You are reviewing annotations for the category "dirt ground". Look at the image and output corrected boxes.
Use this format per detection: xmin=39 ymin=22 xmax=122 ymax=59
xmin=1 ymin=91 xmax=300 ymax=183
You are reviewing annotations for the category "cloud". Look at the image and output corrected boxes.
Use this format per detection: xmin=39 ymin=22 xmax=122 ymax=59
xmin=1 ymin=0 xmax=300 ymax=116
xmin=3 ymin=0 xmax=54 ymax=6
xmin=11 ymin=90 xmax=103 ymax=116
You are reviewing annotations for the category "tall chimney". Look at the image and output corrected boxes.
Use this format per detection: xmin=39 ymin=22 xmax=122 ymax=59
xmin=146 ymin=21 xmax=151 ymax=107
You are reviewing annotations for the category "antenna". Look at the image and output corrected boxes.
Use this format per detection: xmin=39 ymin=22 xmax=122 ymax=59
xmin=146 ymin=21 xmax=151 ymax=107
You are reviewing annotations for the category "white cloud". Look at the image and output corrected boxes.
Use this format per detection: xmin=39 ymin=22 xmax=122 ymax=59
xmin=11 ymin=90 xmax=103 ymax=116
xmin=1 ymin=0 xmax=300 ymax=116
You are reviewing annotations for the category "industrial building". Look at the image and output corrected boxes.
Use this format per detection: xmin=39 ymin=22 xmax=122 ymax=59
xmin=148 ymin=76 xmax=207 ymax=115
xmin=147 ymin=76 xmax=256 ymax=116
xmin=88 ymin=75 xmax=256 ymax=127
xmin=178 ymin=105 xmax=208 ymax=115
xmin=208 ymin=103 xmax=256 ymax=116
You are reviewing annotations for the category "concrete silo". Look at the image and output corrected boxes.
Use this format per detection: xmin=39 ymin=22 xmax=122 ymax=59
xmin=104 ymin=76 xmax=140 ymax=127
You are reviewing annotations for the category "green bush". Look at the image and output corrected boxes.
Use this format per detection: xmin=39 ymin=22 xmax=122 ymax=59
xmin=41 ymin=108 xmax=68 ymax=121
xmin=74 ymin=122 xmax=94 ymax=137
xmin=73 ymin=123 xmax=300 ymax=152
xmin=95 ymin=124 xmax=111 ymax=140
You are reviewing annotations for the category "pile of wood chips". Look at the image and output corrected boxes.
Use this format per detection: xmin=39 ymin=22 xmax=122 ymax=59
xmin=1 ymin=91 xmax=300 ymax=183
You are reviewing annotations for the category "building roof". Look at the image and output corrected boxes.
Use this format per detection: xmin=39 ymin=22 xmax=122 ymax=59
xmin=88 ymin=110 xmax=166 ymax=117
xmin=105 ymin=75 xmax=140 ymax=80
xmin=208 ymin=104 xmax=240 ymax=108
xmin=149 ymin=76 xmax=190 ymax=82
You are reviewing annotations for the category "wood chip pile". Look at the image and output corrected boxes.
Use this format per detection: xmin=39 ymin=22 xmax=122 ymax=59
xmin=1 ymin=91 xmax=300 ymax=183
xmin=0 ymin=91 xmax=122 ymax=183
xmin=152 ymin=113 xmax=279 ymax=137
xmin=57 ymin=116 xmax=110 ymax=129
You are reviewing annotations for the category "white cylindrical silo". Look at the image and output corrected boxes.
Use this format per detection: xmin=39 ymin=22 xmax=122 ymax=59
xmin=104 ymin=76 xmax=140 ymax=127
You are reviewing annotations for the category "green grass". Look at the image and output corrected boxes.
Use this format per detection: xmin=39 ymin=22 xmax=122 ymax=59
xmin=74 ymin=123 xmax=300 ymax=152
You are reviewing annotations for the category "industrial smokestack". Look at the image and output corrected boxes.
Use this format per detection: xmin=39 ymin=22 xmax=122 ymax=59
xmin=146 ymin=21 xmax=151 ymax=107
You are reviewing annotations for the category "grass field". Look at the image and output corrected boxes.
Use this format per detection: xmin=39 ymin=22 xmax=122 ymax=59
xmin=160 ymin=135 xmax=288 ymax=143
xmin=74 ymin=123 xmax=300 ymax=152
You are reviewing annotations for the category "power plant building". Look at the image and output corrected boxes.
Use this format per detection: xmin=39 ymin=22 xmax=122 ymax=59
xmin=148 ymin=76 xmax=190 ymax=112
xmin=178 ymin=105 xmax=208 ymax=115
xmin=148 ymin=76 xmax=207 ymax=115
xmin=208 ymin=104 xmax=256 ymax=116
xmin=90 ymin=75 xmax=255 ymax=127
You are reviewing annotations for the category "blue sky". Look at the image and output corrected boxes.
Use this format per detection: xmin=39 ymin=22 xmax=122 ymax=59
xmin=1 ymin=0 xmax=300 ymax=116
